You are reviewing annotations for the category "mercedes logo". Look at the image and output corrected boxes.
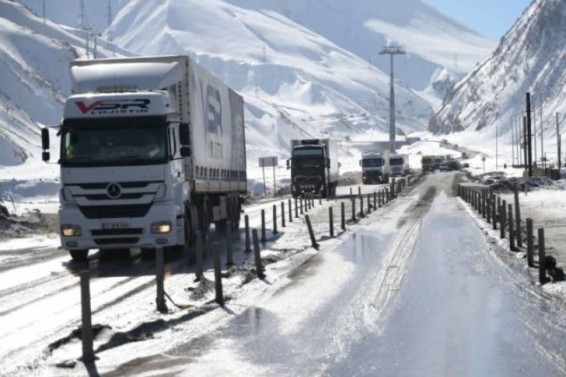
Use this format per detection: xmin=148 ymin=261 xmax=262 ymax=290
xmin=106 ymin=183 xmax=122 ymax=199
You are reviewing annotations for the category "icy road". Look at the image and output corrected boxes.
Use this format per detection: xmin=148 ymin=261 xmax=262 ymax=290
xmin=124 ymin=173 xmax=566 ymax=376
xmin=3 ymin=174 xmax=566 ymax=376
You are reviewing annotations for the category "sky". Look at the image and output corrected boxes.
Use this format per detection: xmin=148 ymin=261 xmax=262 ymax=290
xmin=425 ymin=0 xmax=533 ymax=40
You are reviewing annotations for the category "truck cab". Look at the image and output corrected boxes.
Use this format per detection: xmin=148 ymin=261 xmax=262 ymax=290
xmin=389 ymin=154 xmax=409 ymax=177
xmin=360 ymin=151 xmax=390 ymax=184
xmin=288 ymin=139 xmax=338 ymax=198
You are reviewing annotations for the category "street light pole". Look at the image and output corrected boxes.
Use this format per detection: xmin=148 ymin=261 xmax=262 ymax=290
xmin=380 ymin=45 xmax=405 ymax=154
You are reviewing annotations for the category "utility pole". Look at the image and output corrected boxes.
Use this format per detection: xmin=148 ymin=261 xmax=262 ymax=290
xmin=557 ymin=112 xmax=561 ymax=169
xmin=511 ymin=118 xmax=515 ymax=166
xmin=526 ymin=93 xmax=533 ymax=177
xmin=540 ymin=101 xmax=544 ymax=166
xmin=495 ymin=119 xmax=498 ymax=169
xmin=380 ymin=45 xmax=405 ymax=154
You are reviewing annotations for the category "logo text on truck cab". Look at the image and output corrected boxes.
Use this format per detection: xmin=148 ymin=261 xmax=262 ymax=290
xmin=76 ymin=99 xmax=151 ymax=115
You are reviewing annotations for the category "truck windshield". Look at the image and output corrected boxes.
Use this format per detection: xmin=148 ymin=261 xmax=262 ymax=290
xmin=390 ymin=158 xmax=403 ymax=166
xmin=362 ymin=158 xmax=383 ymax=167
xmin=292 ymin=147 xmax=324 ymax=169
xmin=60 ymin=116 xmax=169 ymax=167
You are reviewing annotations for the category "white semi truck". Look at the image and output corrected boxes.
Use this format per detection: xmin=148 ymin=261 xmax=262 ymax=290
xmin=41 ymin=55 xmax=247 ymax=261
xmin=389 ymin=154 xmax=410 ymax=177
xmin=360 ymin=151 xmax=390 ymax=184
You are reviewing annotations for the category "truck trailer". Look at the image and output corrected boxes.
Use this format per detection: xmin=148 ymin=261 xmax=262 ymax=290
xmin=41 ymin=55 xmax=247 ymax=261
xmin=360 ymin=151 xmax=390 ymax=184
xmin=288 ymin=139 xmax=339 ymax=198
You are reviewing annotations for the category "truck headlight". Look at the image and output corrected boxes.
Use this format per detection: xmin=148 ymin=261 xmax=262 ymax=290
xmin=151 ymin=221 xmax=172 ymax=234
xmin=61 ymin=225 xmax=81 ymax=237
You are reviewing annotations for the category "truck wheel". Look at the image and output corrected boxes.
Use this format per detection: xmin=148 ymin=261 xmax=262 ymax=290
xmin=69 ymin=249 xmax=88 ymax=262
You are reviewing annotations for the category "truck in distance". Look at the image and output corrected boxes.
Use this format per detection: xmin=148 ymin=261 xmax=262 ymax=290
xmin=389 ymin=154 xmax=410 ymax=177
xmin=41 ymin=55 xmax=247 ymax=261
xmin=360 ymin=151 xmax=390 ymax=184
xmin=287 ymin=139 xmax=339 ymax=198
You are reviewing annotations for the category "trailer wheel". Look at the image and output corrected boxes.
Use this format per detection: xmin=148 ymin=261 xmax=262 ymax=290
xmin=69 ymin=249 xmax=88 ymax=262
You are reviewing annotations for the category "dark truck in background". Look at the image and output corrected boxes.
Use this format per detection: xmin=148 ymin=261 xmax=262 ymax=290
xmin=287 ymin=139 xmax=339 ymax=198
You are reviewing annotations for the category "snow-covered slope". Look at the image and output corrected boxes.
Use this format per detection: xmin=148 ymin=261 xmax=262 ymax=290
xmin=3 ymin=0 xmax=496 ymax=175
xmin=430 ymin=0 xmax=566 ymax=159
xmin=107 ymin=0 xmax=439 ymax=161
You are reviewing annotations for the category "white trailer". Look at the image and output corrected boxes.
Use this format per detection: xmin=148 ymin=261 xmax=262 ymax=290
xmin=41 ymin=55 xmax=246 ymax=261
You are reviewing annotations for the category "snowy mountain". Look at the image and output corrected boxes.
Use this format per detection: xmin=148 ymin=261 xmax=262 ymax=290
xmin=2 ymin=0 xmax=496 ymax=173
xmin=429 ymin=0 xmax=566 ymax=160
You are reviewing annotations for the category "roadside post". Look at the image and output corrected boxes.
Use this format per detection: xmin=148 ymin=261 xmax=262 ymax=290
xmin=367 ymin=193 xmax=371 ymax=213
xmin=514 ymin=183 xmax=522 ymax=248
xmin=155 ymin=247 xmax=167 ymax=313
xmin=341 ymin=202 xmax=346 ymax=231
xmin=226 ymin=221 xmax=234 ymax=266
xmin=244 ymin=215 xmax=251 ymax=253
xmin=351 ymin=198 xmax=356 ymax=222
xmin=300 ymin=197 xmax=304 ymax=215
xmin=526 ymin=218 xmax=534 ymax=267
xmin=538 ymin=228 xmax=547 ymax=284
xmin=305 ymin=215 xmax=319 ymax=249
xmin=329 ymin=207 xmax=334 ymax=237
xmin=272 ymin=205 xmax=278 ymax=234
xmin=80 ymin=270 xmax=94 ymax=362
xmin=261 ymin=209 xmax=266 ymax=243
xmin=508 ymin=204 xmax=517 ymax=251
xmin=252 ymin=229 xmax=265 ymax=279
xmin=281 ymin=201 xmax=286 ymax=228
xmin=294 ymin=198 xmax=299 ymax=218
xmin=500 ymin=200 xmax=506 ymax=239
xmin=213 ymin=244 xmax=224 ymax=305
xmin=360 ymin=195 xmax=365 ymax=218
xmin=288 ymin=199 xmax=292 ymax=223
xmin=195 ymin=231 xmax=204 ymax=280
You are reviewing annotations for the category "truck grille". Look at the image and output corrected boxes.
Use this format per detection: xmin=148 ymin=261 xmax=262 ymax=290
xmin=79 ymin=204 xmax=152 ymax=219
xmin=91 ymin=228 xmax=144 ymax=236
xmin=94 ymin=237 xmax=140 ymax=246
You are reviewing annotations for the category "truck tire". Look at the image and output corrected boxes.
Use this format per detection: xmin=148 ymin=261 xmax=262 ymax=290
xmin=69 ymin=249 xmax=88 ymax=262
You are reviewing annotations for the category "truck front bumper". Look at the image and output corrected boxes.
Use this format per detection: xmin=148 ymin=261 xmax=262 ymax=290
xmin=59 ymin=202 xmax=179 ymax=250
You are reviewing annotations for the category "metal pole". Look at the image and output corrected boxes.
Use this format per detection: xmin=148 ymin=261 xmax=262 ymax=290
xmin=538 ymin=228 xmax=546 ymax=285
xmin=244 ymin=215 xmax=251 ymax=253
xmin=341 ymin=202 xmax=346 ymax=231
xmin=508 ymin=204 xmax=516 ymax=251
xmin=514 ymin=184 xmax=522 ymax=248
xmin=213 ymin=243 xmax=223 ymax=305
xmin=305 ymin=215 xmax=319 ymax=249
xmin=261 ymin=209 xmax=266 ymax=243
xmin=252 ymin=229 xmax=265 ymax=279
xmin=273 ymin=165 xmax=276 ymax=197
xmin=526 ymin=93 xmax=533 ymax=176
xmin=195 ymin=231 xmax=204 ymax=280
xmin=156 ymin=247 xmax=167 ymax=313
xmin=526 ymin=219 xmax=534 ymax=267
xmin=80 ymin=271 xmax=94 ymax=362
xmin=557 ymin=112 xmax=561 ymax=169
xmin=272 ymin=205 xmax=277 ymax=234
xmin=262 ymin=165 xmax=266 ymax=196
xmin=226 ymin=221 xmax=233 ymax=266
xmin=380 ymin=45 xmax=405 ymax=154
xmin=329 ymin=207 xmax=334 ymax=237
xmin=288 ymin=199 xmax=292 ymax=223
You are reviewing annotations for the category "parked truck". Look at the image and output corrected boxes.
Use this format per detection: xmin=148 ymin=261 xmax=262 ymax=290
xmin=360 ymin=151 xmax=390 ymax=184
xmin=41 ymin=55 xmax=247 ymax=261
xmin=287 ymin=139 xmax=339 ymax=198
xmin=389 ymin=154 xmax=410 ymax=177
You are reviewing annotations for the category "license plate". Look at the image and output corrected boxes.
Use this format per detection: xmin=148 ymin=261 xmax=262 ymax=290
xmin=102 ymin=222 xmax=129 ymax=229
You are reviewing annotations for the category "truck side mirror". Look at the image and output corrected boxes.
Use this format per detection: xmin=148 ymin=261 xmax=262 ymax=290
xmin=41 ymin=128 xmax=50 ymax=162
xmin=326 ymin=158 xmax=330 ymax=168
xmin=179 ymin=123 xmax=190 ymax=145
xmin=359 ymin=160 xmax=362 ymax=167
xmin=286 ymin=159 xmax=291 ymax=169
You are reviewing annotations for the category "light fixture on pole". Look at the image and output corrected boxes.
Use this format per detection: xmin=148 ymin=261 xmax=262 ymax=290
xmin=380 ymin=45 xmax=405 ymax=154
